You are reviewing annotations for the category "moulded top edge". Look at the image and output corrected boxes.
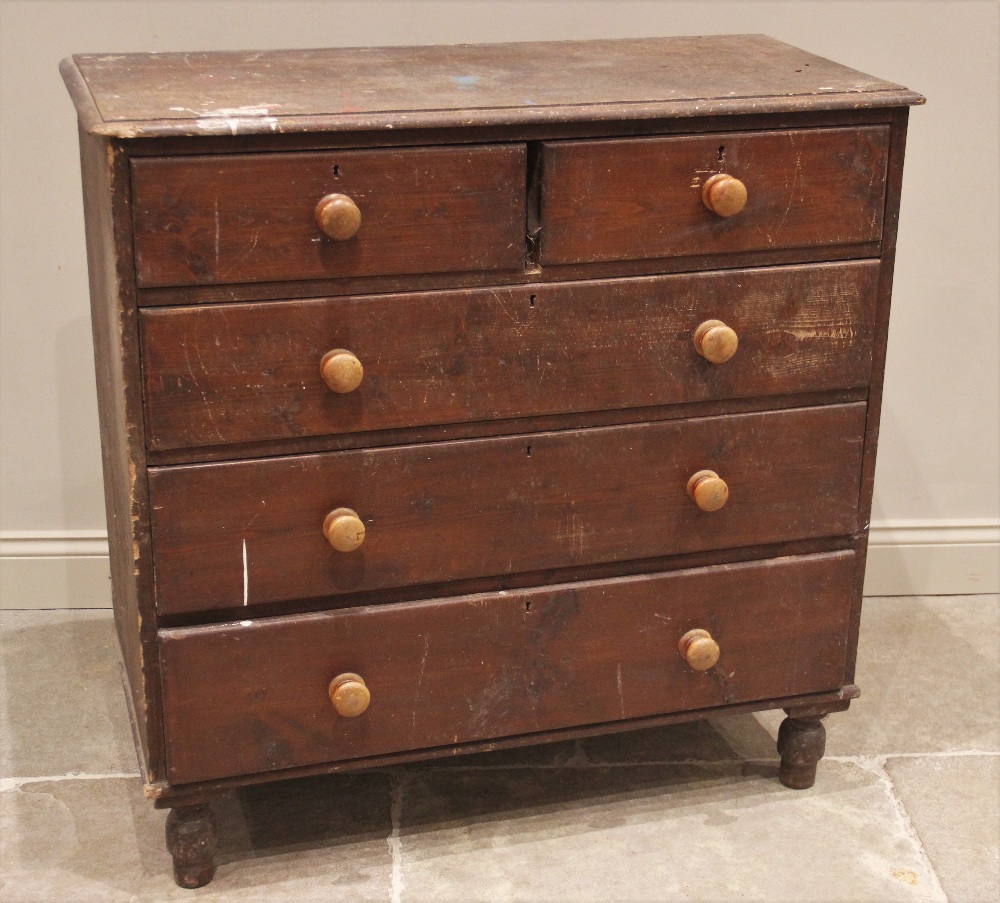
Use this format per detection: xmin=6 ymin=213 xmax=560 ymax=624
xmin=61 ymin=35 xmax=923 ymax=140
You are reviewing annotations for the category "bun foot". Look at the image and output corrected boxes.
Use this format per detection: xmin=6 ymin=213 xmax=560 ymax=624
xmin=165 ymin=803 xmax=218 ymax=888
xmin=777 ymin=713 xmax=827 ymax=789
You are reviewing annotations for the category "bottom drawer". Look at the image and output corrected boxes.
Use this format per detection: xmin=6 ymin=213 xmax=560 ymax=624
xmin=159 ymin=550 xmax=856 ymax=784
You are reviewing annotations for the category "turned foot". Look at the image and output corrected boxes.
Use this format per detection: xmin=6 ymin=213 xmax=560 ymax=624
xmin=165 ymin=803 xmax=218 ymax=888
xmin=777 ymin=712 xmax=827 ymax=789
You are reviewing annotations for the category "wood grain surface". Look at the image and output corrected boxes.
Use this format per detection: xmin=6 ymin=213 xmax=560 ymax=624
xmin=540 ymin=127 xmax=890 ymax=265
xmin=78 ymin=129 xmax=166 ymax=782
xmin=148 ymin=403 xmax=866 ymax=617
xmin=63 ymin=37 xmax=921 ymax=140
xmin=158 ymin=550 xmax=856 ymax=784
xmin=140 ymin=261 xmax=878 ymax=451
xmin=131 ymin=144 xmax=526 ymax=287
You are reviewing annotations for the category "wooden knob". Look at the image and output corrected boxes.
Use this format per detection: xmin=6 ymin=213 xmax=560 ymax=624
xmin=320 ymin=349 xmax=363 ymax=393
xmin=678 ymin=629 xmax=720 ymax=671
xmin=323 ymin=507 xmax=366 ymax=552
xmin=328 ymin=673 xmax=370 ymax=717
xmin=702 ymin=173 xmax=747 ymax=217
xmin=315 ymin=193 xmax=361 ymax=240
xmin=686 ymin=470 xmax=729 ymax=512
xmin=694 ymin=320 xmax=739 ymax=364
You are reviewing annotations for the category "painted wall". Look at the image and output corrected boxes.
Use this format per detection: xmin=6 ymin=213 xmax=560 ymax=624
xmin=1 ymin=0 xmax=997 ymax=603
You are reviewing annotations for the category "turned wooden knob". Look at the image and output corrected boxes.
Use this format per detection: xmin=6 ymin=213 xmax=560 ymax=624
xmin=686 ymin=470 xmax=729 ymax=512
xmin=315 ymin=193 xmax=361 ymax=240
xmin=693 ymin=320 xmax=739 ymax=364
xmin=320 ymin=349 xmax=363 ymax=393
xmin=328 ymin=673 xmax=370 ymax=717
xmin=702 ymin=173 xmax=747 ymax=217
xmin=323 ymin=507 xmax=366 ymax=552
xmin=678 ymin=629 xmax=720 ymax=671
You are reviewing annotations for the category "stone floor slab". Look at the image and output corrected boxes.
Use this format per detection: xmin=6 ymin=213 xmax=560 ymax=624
xmin=886 ymin=755 xmax=1000 ymax=903
xmin=0 ymin=773 xmax=393 ymax=902
xmin=398 ymin=760 xmax=944 ymax=902
xmin=825 ymin=596 xmax=999 ymax=756
xmin=0 ymin=611 xmax=137 ymax=778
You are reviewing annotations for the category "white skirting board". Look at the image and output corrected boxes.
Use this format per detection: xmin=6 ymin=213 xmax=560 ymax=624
xmin=1 ymin=521 xmax=997 ymax=610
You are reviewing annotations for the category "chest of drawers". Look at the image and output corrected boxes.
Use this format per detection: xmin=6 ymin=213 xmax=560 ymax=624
xmin=61 ymin=35 xmax=921 ymax=888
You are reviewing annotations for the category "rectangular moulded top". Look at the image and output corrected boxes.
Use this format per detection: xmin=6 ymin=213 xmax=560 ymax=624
xmin=61 ymin=34 xmax=924 ymax=140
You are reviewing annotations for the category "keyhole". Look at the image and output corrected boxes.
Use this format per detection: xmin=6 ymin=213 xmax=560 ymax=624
xmin=529 ymin=294 xmax=536 ymax=307
xmin=717 ymin=145 xmax=725 ymax=162
xmin=333 ymin=164 xmax=341 ymax=178
xmin=526 ymin=445 xmax=532 ymax=457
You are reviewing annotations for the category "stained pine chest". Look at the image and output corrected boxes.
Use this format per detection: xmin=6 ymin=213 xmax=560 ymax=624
xmin=62 ymin=35 xmax=922 ymax=887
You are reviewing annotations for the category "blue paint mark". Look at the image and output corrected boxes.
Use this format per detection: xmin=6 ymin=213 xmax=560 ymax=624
xmin=521 ymin=98 xmax=539 ymax=106
xmin=451 ymin=74 xmax=480 ymax=89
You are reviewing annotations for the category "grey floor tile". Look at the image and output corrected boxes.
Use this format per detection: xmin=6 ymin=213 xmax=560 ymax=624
xmin=824 ymin=596 xmax=1000 ymax=756
xmin=0 ymin=772 xmax=392 ymax=902
xmin=0 ymin=611 xmax=137 ymax=778
xmin=397 ymin=760 xmax=943 ymax=903
xmin=886 ymin=755 xmax=1000 ymax=903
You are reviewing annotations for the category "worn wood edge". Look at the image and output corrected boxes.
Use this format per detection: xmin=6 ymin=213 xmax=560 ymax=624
xmin=844 ymin=534 xmax=871 ymax=684
xmin=134 ymin=244 xmax=882 ymax=308
xmin=82 ymin=90 xmax=924 ymax=139
xmin=846 ymin=107 xmax=911 ymax=683
xmin=115 ymin=645 xmax=152 ymax=778
xmin=59 ymin=56 xmax=106 ymax=133
xmin=858 ymin=108 xmax=909 ymax=531
xmin=79 ymin=130 xmax=167 ymax=783
xmin=145 ymin=388 xmax=869 ymax=468
xmin=143 ymin=683 xmax=861 ymax=804
xmin=119 ymin=107 xmax=903 ymax=158
xmin=156 ymin=532 xmax=858 ymax=629
xmin=159 ymin=548 xmax=858 ymax=639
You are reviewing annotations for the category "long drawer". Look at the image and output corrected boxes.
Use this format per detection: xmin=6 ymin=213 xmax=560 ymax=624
xmin=540 ymin=127 xmax=890 ymax=265
xmin=148 ymin=404 xmax=866 ymax=616
xmin=140 ymin=261 xmax=879 ymax=451
xmin=131 ymin=144 xmax=527 ymax=288
xmin=158 ymin=550 xmax=857 ymax=784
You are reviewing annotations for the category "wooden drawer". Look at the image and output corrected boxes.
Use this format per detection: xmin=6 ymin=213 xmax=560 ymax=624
xmin=140 ymin=260 xmax=878 ymax=451
xmin=149 ymin=403 xmax=865 ymax=617
xmin=159 ymin=550 xmax=856 ymax=784
xmin=131 ymin=144 xmax=527 ymax=288
xmin=539 ymin=127 xmax=890 ymax=265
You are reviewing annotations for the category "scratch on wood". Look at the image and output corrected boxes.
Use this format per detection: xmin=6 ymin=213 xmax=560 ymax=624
xmin=773 ymin=144 xmax=803 ymax=239
xmin=242 ymin=539 xmax=249 ymax=607
xmin=616 ymin=664 xmax=625 ymax=717
xmin=412 ymin=634 xmax=431 ymax=734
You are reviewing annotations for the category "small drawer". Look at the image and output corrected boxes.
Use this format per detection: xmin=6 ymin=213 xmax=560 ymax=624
xmin=140 ymin=260 xmax=878 ymax=451
xmin=148 ymin=403 xmax=866 ymax=617
xmin=158 ymin=550 xmax=856 ymax=784
xmin=131 ymin=144 xmax=527 ymax=288
xmin=539 ymin=127 xmax=889 ymax=266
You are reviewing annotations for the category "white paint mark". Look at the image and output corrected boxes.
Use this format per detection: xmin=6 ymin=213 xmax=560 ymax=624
xmin=240 ymin=620 xmax=252 ymax=627
xmin=242 ymin=539 xmax=249 ymax=607
xmin=388 ymin=773 xmax=405 ymax=903
xmin=0 ymin=773 xmax=138 ymax=792
xmin=195 ymin=105 xmax=280 ymax=136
